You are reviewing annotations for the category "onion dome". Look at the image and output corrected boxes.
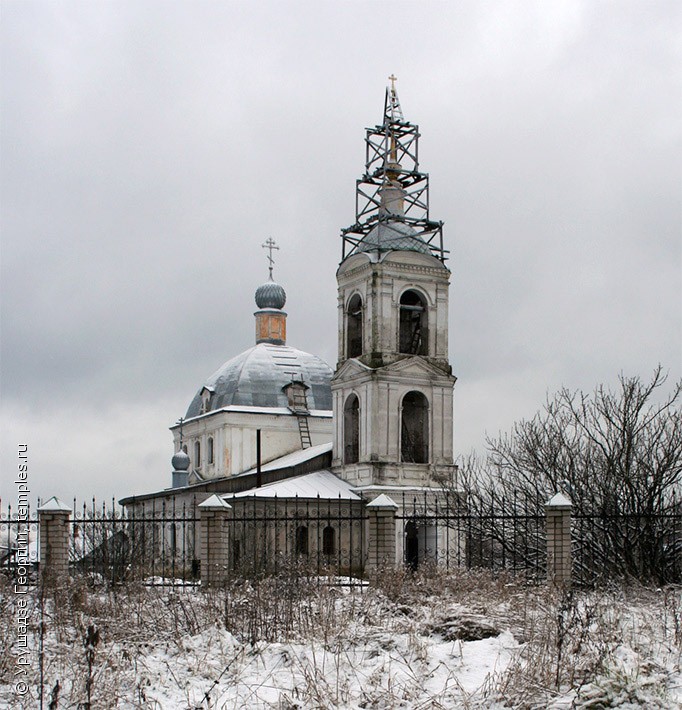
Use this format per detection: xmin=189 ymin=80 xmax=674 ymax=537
xmin=171 ymin=449 xmax=190 ymax=471
xmin=255 ymin=281 xmax=286 ymax=310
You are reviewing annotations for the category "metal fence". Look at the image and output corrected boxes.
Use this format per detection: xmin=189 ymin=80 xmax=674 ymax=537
xmin=1 ymin=494 xmax=680 ymax=587
xmin=573 ymin=508 xmax=682 ymax=586
xmin=0 ymin=498 xmax=39 ymax=581
xmin=396 ymin=492 xmax=546 ymax=579
xmin=72 ymin=497 xmax=200 ymax=585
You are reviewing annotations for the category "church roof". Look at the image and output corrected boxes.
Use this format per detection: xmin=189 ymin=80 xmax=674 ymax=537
xmin=238 ymin=442 xmax=332 ymax=476
xmin=226 ymin=470 xmax=361 ymax=501
xmin=185 ymin=343 xmax=333 ymax=418
xmin=355 ymin=220 xmax=432 ymax=256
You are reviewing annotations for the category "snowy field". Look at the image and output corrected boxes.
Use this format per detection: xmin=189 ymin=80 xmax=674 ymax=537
xmin=1 ymin=569 xmax=680 ymax=709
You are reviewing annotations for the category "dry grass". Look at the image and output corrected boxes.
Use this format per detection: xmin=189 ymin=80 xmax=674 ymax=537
xmin=0 ymin=570 xmax=679 ymax=708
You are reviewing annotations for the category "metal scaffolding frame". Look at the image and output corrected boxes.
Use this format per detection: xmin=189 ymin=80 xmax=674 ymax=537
xmin=341 ymin=84 xmax=447 ymax=263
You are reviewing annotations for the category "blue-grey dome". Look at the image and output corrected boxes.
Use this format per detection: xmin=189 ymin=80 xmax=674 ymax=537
xmin=255 ymin=281 xmax=286 ymax=309
xmin=171 ymin=449 xmax=190 ymax=471
xmin=356 ymin=220 xmax=431 ymax=255
xmin=185 ymin=343 xmax=332 ymax=418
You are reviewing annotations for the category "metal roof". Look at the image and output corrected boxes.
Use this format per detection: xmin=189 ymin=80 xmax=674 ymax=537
xmin=237 ymin=442 xmax=333 ymax=476
xmin=185 ymin=343 xmax=333 ymax=418
xmin=226 ymin=470 xmax=361 ymax=501
xmin=356 ymin=220 xmax=432 ymax=256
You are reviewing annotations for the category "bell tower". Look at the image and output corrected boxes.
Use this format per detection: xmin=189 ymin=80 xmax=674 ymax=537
xmin=331 ymin=78 xmax=457 ymax=493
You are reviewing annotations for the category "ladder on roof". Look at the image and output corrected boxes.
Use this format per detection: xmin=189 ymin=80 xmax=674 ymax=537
xmin=289 ymin=382 xmax=313 ymax=449
xmin=297 ymin=415 xmax=312 ymax=449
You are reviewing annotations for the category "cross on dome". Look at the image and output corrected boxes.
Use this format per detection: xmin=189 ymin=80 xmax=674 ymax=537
xmin=262 ymin=237 xmax=279 ymax=281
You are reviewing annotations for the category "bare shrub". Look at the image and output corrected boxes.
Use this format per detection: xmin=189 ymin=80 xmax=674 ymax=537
xmin=459 ymin=368 xmax=682 ymax=585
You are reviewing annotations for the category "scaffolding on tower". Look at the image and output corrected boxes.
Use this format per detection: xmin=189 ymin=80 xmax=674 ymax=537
xmin=341 ymin=76 xmax=447 ymax=263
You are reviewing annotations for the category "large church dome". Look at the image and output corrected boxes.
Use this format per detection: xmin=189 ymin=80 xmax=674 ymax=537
xmin=185 ymin=343 xmax=333 ymax=418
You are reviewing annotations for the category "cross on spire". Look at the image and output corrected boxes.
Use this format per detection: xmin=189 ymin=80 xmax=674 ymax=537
xmin=262 ymin=238 xmax=279 ymax=280
xmin=385 ymin=73 xmax=404 ymax=123
xmin=177 ymin=417 xmax=185 ymax=446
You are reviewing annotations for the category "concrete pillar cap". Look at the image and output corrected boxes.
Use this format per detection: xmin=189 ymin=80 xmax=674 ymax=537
xmin=367 ymin=493 xmax=399 ymax=509
xmin=546 ymin=492 xmax=572 ymax=508
xmin=37 ymin=496 xmax=71 ymax=513
xmin=198 ymin=494 xmax=232 ymax=510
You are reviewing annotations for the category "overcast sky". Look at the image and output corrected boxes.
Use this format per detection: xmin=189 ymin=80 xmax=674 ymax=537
xmin=1 ymin=1 xmax=680 ymax=504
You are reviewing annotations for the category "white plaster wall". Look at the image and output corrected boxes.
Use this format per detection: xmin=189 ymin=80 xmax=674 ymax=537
xmin=172 ymin=410 xmax=333 ymax=480
xmin=336 ymin=251 xmax=451 ymax=364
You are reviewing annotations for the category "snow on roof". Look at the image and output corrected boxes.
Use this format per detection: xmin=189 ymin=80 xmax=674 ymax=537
xmin=367 ymin=493 xmax=398 ymax=508
xmin=37 ymin=496 xmax=72 ymax=512
xmin=226 ymin=470 xmax=361 ymax=501
xmin=547 ymin=492 xmax=572 ymax=507
xmin=350 ymin=484 xmax=451 ymax=495
xmin=198 ymin=494 xmax=232 ymax=510
xmin=237 ymin=441 xmax=332 ymax=477
xmin=179 ymin=405 xmax=333 ymax=425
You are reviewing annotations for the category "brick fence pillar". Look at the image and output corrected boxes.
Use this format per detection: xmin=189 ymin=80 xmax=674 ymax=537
xmin=198 ymin=494 xmax=232 ymax=586
xmin=546 ymin=492 xmax=572 ymax=586
xmin=366 ymin=494 xmax=398 ymax=572
xmin=37 ymin=496 xmax=72 ymax=584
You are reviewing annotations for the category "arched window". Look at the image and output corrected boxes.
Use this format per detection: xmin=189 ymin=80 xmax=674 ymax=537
xmin=343 ymin=394 xmax=360 ymax=464
xmin=295 ymin=526 xmax=309 ymax=555
xmin=346 ymin=294 xmax=363 ymax=358
xmin=399 ymin=290 xmax=428 ymax=355
xmin=401 ymin=391 xmax=429 ymax=463
xmin=207 ymin=437 xmax=214 ymax=465
xmin=322 ymin=526 xmax=336 ymax=556
xmin=194 ymin=440 xmax=201 ymax=467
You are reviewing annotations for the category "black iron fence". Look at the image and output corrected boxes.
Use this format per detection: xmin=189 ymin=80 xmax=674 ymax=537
xmin=0 ymin=499 xmax=39 ymax=581
xmin=397 ymin=492 xmax=546 ymax=579
xmin=573 ymin=508 xmax=682 ymax=586
xmin=72 ymin=497 xmax=200 ymax=585
xmin=1 ymin=493 xmax=680 ymax=587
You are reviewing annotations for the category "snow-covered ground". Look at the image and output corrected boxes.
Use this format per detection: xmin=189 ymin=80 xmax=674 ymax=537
xmin=1 ymin=570 xmax=680 ymax=708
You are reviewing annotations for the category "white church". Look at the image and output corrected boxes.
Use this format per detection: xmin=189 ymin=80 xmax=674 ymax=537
xmin=121 ymin=79 xmax=459 ymax=573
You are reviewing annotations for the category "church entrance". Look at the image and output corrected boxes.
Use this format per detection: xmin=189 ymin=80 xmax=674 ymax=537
xmin=404 ymin=520 xmax=438 ymax=570
xmin=405 ymin=521 xmax=419 ymax=570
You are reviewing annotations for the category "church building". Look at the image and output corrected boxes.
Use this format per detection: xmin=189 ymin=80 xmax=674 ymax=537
xmin=120 ymin=79 xmax=458 ymax=573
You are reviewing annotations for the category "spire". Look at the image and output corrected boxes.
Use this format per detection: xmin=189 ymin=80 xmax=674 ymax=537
xmin=340 ymin=78 xmax=447 ymax=262
xmin=379 ymin=76 xmax=406 ymax=217
xmin=385 ymin=74 xmax=404 ymax=124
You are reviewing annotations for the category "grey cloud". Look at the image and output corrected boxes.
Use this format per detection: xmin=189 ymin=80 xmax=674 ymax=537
xmin=1 ymin=1 xmax=679 ymax=501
